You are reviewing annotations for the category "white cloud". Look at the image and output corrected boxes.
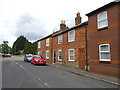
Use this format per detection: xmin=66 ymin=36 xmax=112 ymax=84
xmin=0 ymin=0 xmax=114 ymax=47
xmin=15 ymin=13 xmax=49 ymax=40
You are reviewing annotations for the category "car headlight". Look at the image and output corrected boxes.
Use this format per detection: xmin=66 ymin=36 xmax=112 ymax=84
xmin=35 ymin=59 xmax=38 ymax=61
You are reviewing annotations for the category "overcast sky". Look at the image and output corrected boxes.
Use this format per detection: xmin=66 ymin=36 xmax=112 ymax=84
xmin=0 ymin=0 xmax=114 ymax=47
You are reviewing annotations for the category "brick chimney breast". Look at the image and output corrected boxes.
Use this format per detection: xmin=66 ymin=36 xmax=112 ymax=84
xmin=75 ymin=12 xmax=82 ymax=25
xmin=60 ymin=20 xmax=66 ymax=31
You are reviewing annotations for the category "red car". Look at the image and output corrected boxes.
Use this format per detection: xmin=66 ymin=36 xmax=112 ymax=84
xmin=31 ymin=55 xmax=46 ymax=65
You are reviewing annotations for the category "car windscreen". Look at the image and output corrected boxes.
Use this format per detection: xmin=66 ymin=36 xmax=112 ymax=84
xmin=35 ymin=56 xmax=44 ymax=59
xmin=27 ymin=55 xmax=33 ymax=57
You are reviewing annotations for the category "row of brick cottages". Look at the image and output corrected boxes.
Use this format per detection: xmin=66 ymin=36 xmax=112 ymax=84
xmin=37 ymin=1 xmax=120 ymax=77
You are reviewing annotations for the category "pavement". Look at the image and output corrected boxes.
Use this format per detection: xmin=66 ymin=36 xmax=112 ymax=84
xmin=48 ymin=63 xmax=120 ymax=87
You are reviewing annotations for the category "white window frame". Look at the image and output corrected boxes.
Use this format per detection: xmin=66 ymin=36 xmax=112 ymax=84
xmin=97 ymin=11 xmax=108 ymax=29
xmin=38 ymin=51 xmax=40 ymax=55
xmin=68 ymin=30 xmax=75 ymax=42
xmin=68 ymin=49 xmax=75 ymax=61
xmin=38 ymin=41 xmax=41 ymax=48
xmin=58 ymin=50 xmax=62 ymax=61
xmin=99 ymin=44 xmax=110 ymax=61
xmin=46 ymin=38 xmax=50 ymax=46
xmin=46 ymin=50 xmax=49 ymax=59
xmin=58 ymin=35 xmax=63 ymax=44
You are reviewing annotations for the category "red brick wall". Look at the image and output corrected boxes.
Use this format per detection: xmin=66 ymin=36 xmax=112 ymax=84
xmin=90 ymin=62 xmax=119 ymax=77
xmin=118 ymin=3 xmax=120 ymax=61
xmin=52 ymin=26 xmax=87 ymax=68
xmin=88 ymin=4 xmax=119 ymax=77
xmin=37 ymin=36 xmax=53 ymax=63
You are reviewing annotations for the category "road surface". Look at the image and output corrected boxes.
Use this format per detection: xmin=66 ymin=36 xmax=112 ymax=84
xmin=2 ymin=56 xmax=118 ymax=88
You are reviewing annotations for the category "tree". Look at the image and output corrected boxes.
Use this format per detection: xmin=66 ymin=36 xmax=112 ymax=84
xmin=0 ymin=45 xmax=2 ymax=53
xmin=24 ymin=41 xmax=37 ymax=54
xmin=32 ymin=42 xmax=37 ymax=54
xmin=2 ymin=41 xmax=11 ymax=54
xmin=12 ymin=35 xmax=37 ymax=55
xmin=12 ymin=36 xmax=28 ymax=55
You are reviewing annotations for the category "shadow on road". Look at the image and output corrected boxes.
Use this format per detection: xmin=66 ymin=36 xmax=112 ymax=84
xmin=32 ymin=64 xmax=48 ymax=67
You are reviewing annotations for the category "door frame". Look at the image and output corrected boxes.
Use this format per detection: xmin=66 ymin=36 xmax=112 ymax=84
xmin=53 ymin=51 xmax=56 ymax=64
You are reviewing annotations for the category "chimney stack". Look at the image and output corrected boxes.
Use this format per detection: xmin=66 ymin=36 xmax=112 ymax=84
xmin=60 ymin=20 xmax=66 ymax=31
xmin=75 ymin=12 xmax=82 ymax=25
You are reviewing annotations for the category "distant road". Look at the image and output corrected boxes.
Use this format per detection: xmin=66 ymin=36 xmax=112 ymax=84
xmin=1 ymin=55 xmax=24 ymax=61
xmin=2 ymin=56 xmax=118 ymax=88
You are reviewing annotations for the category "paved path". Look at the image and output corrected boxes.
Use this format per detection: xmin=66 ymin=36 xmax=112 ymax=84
xmin=2 ymin=56 xmax=119 ymax=88
xmin=48 ymin=63 xmax=120 ymax=86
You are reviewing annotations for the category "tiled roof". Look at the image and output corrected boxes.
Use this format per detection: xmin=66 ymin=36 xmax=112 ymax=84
xmin=36 ymin=34 xmax=53 ymax=42
xmin=37 ymin=21 xmax=88 ymax=42
xmin=52 ymin=21 xmax=88 ymax=37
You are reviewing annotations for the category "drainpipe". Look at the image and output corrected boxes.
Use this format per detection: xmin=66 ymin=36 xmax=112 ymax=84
xmin=85 ymin=25 xmax=89 ymax=71
xmin=51 ymin=35 xmax=53 ymax=64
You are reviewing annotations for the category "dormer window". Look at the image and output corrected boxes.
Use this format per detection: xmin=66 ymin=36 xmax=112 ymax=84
xmin=97 ymin=11 xmax=108 ymax=29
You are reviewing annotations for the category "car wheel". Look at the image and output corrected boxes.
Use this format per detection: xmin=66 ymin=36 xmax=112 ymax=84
xmin=30 ymin=61 xmax=33 ymax=64
xmin=32 ymin=62 xmax=36 ymax=65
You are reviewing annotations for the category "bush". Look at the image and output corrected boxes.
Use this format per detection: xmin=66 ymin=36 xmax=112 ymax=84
xmin=13 ymin=51 xmax=21 ymax=55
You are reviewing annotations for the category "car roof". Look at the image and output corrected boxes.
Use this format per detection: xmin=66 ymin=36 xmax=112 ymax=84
xmin=26 ymin=54 xmax=33 ymax=56
xmin=26 ymin=54 xmax=32 ymax=55
xmin=33 ymin=55 xmax=39 ymax=56
xmin=33 ymin=55 xmax=43 ymax=57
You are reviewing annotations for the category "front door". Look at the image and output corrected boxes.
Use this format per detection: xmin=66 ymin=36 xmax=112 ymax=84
xmin=79 ymin=48 xmax=85 ymax=68
xmin=53 ymin=51 xmax=56 ymax=64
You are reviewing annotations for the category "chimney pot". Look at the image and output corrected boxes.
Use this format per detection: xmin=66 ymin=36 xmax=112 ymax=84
xmin=77 ymin=12 xmax=80 ymax=17
xmin=75 ymin=12 xmax=82 ymax=25
xmin=61 ymin=20 xmax=65 ymax=24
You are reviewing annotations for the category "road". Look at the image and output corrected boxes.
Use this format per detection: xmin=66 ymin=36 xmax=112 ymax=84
xmin=2 ymin=56 xmax=118 ymax=88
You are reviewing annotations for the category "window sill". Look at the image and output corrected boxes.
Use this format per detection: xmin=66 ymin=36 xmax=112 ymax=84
xmin=68 ymin=40 xmax=75 ymax=42
xmin=69 ymin=60 xmax=75 ymax=62
xmin=99 ymin=61 xmax=111 ymax=64
xmin=98 ymin=26 xmax=108 ymax=31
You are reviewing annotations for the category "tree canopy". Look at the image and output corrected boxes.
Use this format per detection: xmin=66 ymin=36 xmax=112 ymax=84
xmin=12 ymin=36 xmax=37 ymax=55
xmin=2 ymin=41 xmax=11 ymax=54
